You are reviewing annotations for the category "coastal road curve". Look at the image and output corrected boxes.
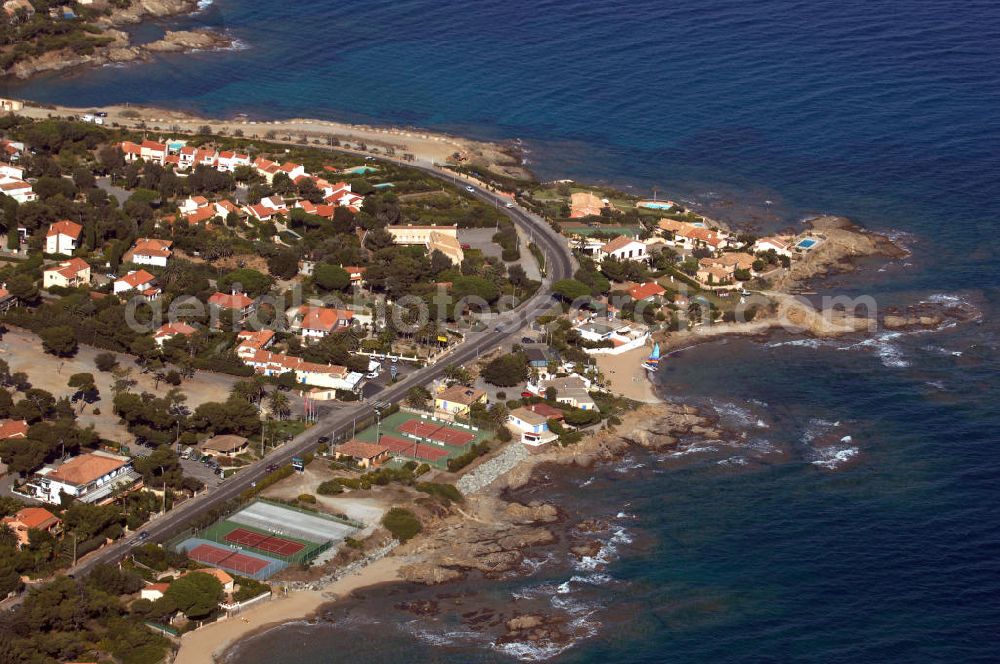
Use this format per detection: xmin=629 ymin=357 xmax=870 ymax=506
xmin=68 ymin=168 xmax=575 ymax=578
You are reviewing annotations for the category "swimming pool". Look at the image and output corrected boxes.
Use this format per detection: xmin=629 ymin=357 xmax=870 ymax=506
xmin=797 ymin=238 xmax=818 ymax=249
xmin=345 ymin=166 xmax=377 ymax=175
xmin=637 ymin=200 xmax=674 ymax=210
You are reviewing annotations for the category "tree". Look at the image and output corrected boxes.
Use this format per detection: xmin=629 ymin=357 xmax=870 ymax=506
xmin=406 ymin=386 xmax=431 ymax=409
xmin=312 ymin=263 xmax=351 ymax=292
xmin=39 ymin=326 xmax=78 ymax=357
xmin=67 ymin=373 xmax=98 ymax=402
xmin=218 ymin=268 xmax=272 ymax=298
xmin=165 ymin=571 xmax=223 ymax=620
xmin=5 ymin=274 xmax=37 ymax=303
xmin=94 ymin=352 xmax=118 ymax=372
xmin=552 ymin=279 xmax=592 ymax=303
xmin=266 ymin=390 xmax=290 ymax=420
xmin=266 ymin=250 xmax=300 ymax=279
xmin=481 ymin=353 xmax=529 ymax=387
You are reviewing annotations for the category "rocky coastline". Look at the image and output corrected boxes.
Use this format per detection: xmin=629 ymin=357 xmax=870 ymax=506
xmin=3 ymin=0 xmax=233 ymax=80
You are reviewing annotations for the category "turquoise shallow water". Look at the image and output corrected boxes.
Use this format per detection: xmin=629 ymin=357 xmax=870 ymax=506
xmin=5 ymin=0 xmax=999 ymax=660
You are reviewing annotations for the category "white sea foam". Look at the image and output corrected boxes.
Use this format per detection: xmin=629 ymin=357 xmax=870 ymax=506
xmin=811 ymin=446 xmax=859 ymax=469
xmin=840 ymin=331 xmax=909 ymax=368
xmin=718 ymin=456 xmax=749 ymax=467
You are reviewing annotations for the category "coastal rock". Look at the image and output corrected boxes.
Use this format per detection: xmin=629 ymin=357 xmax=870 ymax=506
xmin=102 ymin=0 xmax=199 ymax=25
xmin=397 ymin=564 xmax=464 ymax=585
xmin=145 ymin=30 xmax=232 ymax=53
xmin=570 ymin=541 xmax=603 ymax=559
xmin=883 ymin=313 xmax=943 ymax=329
xmin=576 ymin=518 xmax=611 ymax=533
xmin=504 ymin=501 xmax=559 ymax=524
xmin=506 ymin=614 xmax=545 ymax=631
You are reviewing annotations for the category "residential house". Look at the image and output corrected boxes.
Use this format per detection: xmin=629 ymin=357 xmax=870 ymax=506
xmin=288 ymin=305 xmax=354 ymax=341
xmin=3 ymin=0 xmax=35 ymax=21
xmin=184 ymin=206 xmax=218 ymax=225
xmin=235 ymin=329 xmax=275 ymax=355
xmin=296 ymin=200 xmax=336 ymax=219
xmin=754 ymin=236 xmax=793 ymax=258
xmin=140 ymin=582 xmax=171 ymax=601
xmin=252 ymin=157 xmax=282 ymax=183
xmin=507 ymin=407 xmax=558 ymax=447
xmin=434 ymin=384 xmax=487 ymax=418
xmin=186 ymin=568 xmax=235 ymax=594
xmin=1 ymin=507 xmax=61 ymax=549
xmin=153 ymin=321 xmax=197 ymax=347
xmin=334 ymin=440 xmax=391 ymax=469
xmin=597 ymin=236 xmax=647 ymax=262
xmin=679 ymin=226 xmax=726 ymax=252
xmin=199 ymin=435 xmax=250 ymax=458
xmin=216 ymin=151 xmax=251 ymax=172
xmin=538 ymin=375 xmax=597 ymax=410
xmin=341 ymin=265 xmax=367 ymax=287
xmin=179 ymin=196 xmax=210 ymax=215
xmin=43 ymin=257 xmax=91 ymax=289
xmin=25 ymin=451 xmax=141 ymax=505
xmin=114 ymin=270 xmax=159 ymax=299
xmin=0 ymin=286 xmax=15 ymax=314
xmin=696 ymin=258 xmax=735 ymax=286
xmin=45 ymin=220 xmax=83 ymax=255
xmin=713 ymin=251 xmax=756 ymax=272
xmin=0 ymin=179 xmax=36 ymax=203
xmin=628 ymin=281 xmax=666 ymax=302
xmin=214 ymin=199 xmax=242 ymax=219
xmin=124 ymin=238 xmax=173 ymax=267
xmin=569 ymin=191 xmax=613 ymax=218
xmin=208 ymin=291 xmax=256 ymax=325
xmin=0 ymin=418 xmax=28 ymax=440
xmin=385 ymin=225 xmax=464 ymax=264
xmin=238 ymin=348 xmax=364 ymax=391
xmin=121 ymin=139 xmax=167 ymax=165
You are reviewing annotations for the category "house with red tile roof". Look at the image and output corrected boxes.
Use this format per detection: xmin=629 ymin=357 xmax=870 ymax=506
xmin=45 ymin=220 xmax=83 ymax=255
xmin=25 ymin=451 xmax=139 ymax=505
xmin=43 ymin=257 xmax=91 ymax=290
xmin=184 ymin=206 xmax=219 ymax=225
xmin=628 ymin=281 xmax=666 ymax=302
xmin=153 ymin=321 xmax=198 ymax=347
xmin=209 ymin=291 xmax=256 ymax=324
xmin=0 ymin=418 xmax=28 ymax=440
xmin=124 ymin=238 xmax=173 ymax=267
xmin=288 ymin=305 xmax=354 ymax=340
xmin=296 ymin=200 xmax=336 ymax=219
xmin=333 ymin=440 xmax=390 ymax=468
xmin=597 ymin=236 xmax=646 ymax=262
xmin=113 ymin=270 xmax=159 ymax=299
xmin=2 ymin=507 xmax=61 ymax=548
xmin=0 ymin=178 xmax=35 ymax=203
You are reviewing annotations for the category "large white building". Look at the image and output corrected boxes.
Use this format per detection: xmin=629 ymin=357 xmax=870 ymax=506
xmin=25 ymin=451 xmax=141 ymax=505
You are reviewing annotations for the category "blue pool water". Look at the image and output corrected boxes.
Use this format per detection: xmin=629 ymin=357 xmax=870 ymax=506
xmin=797 ymin=238 xmax=818 ymax=249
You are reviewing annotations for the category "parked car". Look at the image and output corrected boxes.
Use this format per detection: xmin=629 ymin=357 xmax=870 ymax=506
xmin=317 ymin=435 xmax=331 ymax=445
xmin=505 ymin=202 xmax=516 ymax=208
xmin=521 ymin=336 xmax=535 ymax=344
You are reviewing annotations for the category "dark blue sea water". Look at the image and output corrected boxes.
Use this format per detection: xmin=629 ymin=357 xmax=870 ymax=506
xmin=6 ymin=0 xmax=1000 ymax=660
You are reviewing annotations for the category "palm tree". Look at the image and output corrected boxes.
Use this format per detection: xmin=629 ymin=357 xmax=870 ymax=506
xmin=267 ymin=390 xmax=291 ymax=420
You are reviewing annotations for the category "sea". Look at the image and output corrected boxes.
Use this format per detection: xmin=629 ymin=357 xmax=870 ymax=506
xmin=4 ymin=0 xmax=999 ymax=661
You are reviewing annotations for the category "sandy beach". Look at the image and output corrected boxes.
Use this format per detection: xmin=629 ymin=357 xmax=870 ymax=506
xmin=174 ymin=556 xmax=404 ymax=664
xmin=15 ymin=103 xmax=527 ymax=178
xmin=594 ymin=346 xmax=663 ymax=403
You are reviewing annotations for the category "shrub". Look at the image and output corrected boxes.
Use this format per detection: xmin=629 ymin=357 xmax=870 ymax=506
xmin=415 ymin=482 xmax=463 ymax=504
xmin=297 ymin=493 xmax=316 ymax=504
xmin=382 ymin=507 xmax=422 ymax=542
xmin=317 ymin=480 xmax=343 ymax=495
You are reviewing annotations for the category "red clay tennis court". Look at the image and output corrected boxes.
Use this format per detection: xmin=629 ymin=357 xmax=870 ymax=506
xmin=223 ymin=527 xmax=305 ymax=556
xmin=380 ymin=435 xmax=450 ymax=462
xmin=399 ymin=419 xmax=475 ymax=446
xmin=188 ymin=543 xmax=269 ymax=574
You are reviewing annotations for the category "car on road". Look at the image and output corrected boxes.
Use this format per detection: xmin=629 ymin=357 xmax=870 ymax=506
xmin=265 ymin=463 xmax=278 ymax=472
xmin=521 ymin=391 xmax=534 ymax=398
xmin=137 ymin=532 xmax=150 ymax=542
xmin=505 ymin=202 xmax=515 ymax=208
xmin=317 ymin=435 xmax=330 ymax=445
xmin=521 ymin=336 xmax=535 ymax=344
xmin=465 ymin=185 xmax=475 ymax=192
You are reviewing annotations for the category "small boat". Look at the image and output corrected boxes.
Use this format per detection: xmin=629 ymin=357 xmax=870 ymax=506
xmin=641 ymin=343 xmax=661 ymax=372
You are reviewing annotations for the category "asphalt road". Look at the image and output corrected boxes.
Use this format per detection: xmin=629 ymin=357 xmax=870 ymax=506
xmin=68 ymin=166 xmax=575 ymax=578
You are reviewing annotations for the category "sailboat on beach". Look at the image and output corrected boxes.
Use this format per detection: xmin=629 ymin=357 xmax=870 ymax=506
xmin=642 ymin=342 xmax=661 ymax=372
